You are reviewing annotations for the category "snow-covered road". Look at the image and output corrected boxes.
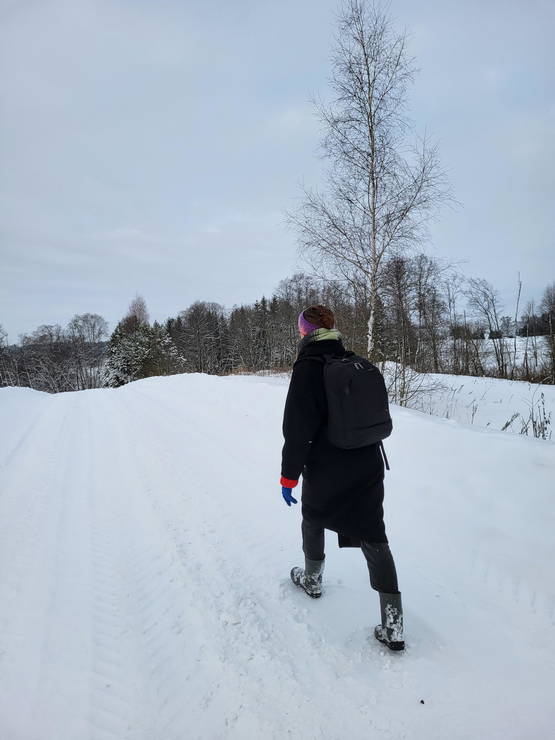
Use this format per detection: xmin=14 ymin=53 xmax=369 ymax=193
xmin=1 ymin=374 xmax=554 ymax=739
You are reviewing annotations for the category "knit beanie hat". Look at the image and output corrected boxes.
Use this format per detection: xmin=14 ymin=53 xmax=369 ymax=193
xmin=298 ymin=305 xmax=335 ymax=337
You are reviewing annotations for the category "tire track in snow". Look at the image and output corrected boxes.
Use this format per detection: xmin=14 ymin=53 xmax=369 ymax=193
xmin=86 ymin=391 xmax=257 ymax=740
xmin=86 ymin=390 xmax=219 ymax=740
xmin=87 ymin=397 xmax=137 ymax=740
xmin=118 ymin=392 xmax=306 ymax=738
xmin=2 ymin=393 xmax=135 ymax=740
xmin=27 ymin=394 xmax=103 ymax=740
xmin=0 ymin=395 xmax=98 ymax=739
xmin=96 ymin=391 xmax=270 ymax=739
xmin=0 ymin=392 xmax=54 ymax=472
xmin=0 ymin=398 xmax=69 ymax=684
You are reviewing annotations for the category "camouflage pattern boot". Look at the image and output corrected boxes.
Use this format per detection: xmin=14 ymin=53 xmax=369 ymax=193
xmin=290 ymin=557 xmax=325 ymax=598
xmin=374 ymin=592 xmax=405 ymax=651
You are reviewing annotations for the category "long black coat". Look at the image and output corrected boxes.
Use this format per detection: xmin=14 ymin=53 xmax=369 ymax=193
xmin=281 ymin=337 xmax=388 ymax=545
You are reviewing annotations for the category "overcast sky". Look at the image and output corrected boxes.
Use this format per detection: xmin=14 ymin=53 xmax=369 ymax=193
xmin=1 ymin=0 xmax=554 ymax=340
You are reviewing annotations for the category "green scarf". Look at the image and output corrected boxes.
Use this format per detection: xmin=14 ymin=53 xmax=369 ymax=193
xmin=297 ymin=327 xmax=343 ymax=356
xmin=309 ymin=328 xmax=342 ymax=343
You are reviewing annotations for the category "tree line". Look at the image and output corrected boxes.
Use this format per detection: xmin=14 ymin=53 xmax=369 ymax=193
xmin=1 ymin=269 xmax=554 ymax=393
xmin=0 ymin=313 xmax=108 ymax=393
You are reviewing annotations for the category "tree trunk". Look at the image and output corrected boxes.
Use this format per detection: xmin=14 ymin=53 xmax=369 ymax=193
xmin=367 ymin=273 xmax=378 ymax=361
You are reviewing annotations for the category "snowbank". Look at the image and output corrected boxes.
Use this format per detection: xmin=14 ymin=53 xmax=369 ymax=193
xmin=401 ymin=371 xmax=555 ymax=438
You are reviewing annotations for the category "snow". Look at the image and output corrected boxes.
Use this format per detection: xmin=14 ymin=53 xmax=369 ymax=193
xmin=401 ymin=371 xmax=555 ymax=438
xmin=477 ymin=335 xmax=550 ymax=373
xmin=427 ymin=336 xmax=550 ymax=376
xmin=1 ymin=373 xmax=554 ymax=740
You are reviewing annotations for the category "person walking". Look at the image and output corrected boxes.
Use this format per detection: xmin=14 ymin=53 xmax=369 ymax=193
xmin=280 ymin=305 xmax=404 ymax=651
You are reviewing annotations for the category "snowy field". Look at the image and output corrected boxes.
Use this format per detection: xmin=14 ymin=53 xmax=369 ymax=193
xmin=1 ymin=374 xmax=554 ymax=740
xmin=401 ymin=372 xmax=555 ymax=438
xmin=435 ymin=335 xmax=550 ymax=375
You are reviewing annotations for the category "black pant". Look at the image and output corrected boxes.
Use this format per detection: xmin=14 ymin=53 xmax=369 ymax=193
xmin=301 ymin=518 xmax=399 ymax=594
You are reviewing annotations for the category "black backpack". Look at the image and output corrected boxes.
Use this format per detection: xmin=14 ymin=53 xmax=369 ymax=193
xmin=302 ymin=352 xmax=392 ymax=451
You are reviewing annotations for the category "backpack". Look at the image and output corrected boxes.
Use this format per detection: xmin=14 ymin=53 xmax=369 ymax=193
xmin=301 ymin=352 xmax=392 ymax=452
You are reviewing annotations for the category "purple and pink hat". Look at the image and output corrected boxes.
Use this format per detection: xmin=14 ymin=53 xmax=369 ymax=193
xmin=298 ymin=311 xmax=321 ymax=337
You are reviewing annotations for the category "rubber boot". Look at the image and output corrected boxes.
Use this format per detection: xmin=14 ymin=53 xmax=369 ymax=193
xmin=290 ymin=557 xmax=325 ymax=598
xmin=374 ymin=592 xmax=404 ymax=651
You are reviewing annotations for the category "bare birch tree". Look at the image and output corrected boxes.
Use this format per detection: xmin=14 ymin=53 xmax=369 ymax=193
xmin=290 ymin=0 xmax=448 ymax=360
xmin=128 ymin=295 xmax=149 ymax=326
xmin=466 ymin=278 xmax=508 ymax=377
xmin=67 ymin=313 xmax=108 ymax=389
xmin=540 ymin=282 xmax=555 ymax=383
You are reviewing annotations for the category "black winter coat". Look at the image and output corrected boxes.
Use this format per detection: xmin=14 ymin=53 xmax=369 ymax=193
xmin=281 ymin=337 xmax=388 ymax=545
